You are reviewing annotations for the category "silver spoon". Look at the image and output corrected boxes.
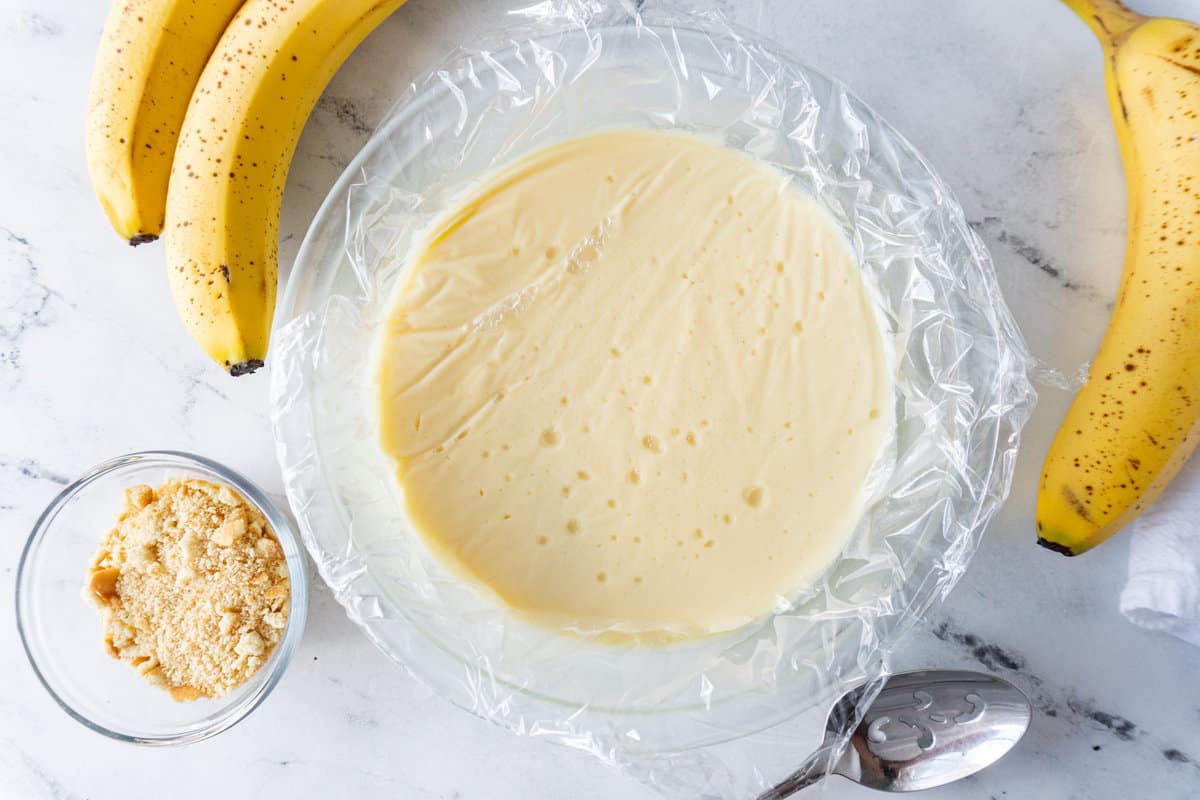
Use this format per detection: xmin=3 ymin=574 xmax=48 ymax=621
xmin=758 ymin=669 xmax=1031 ymax=798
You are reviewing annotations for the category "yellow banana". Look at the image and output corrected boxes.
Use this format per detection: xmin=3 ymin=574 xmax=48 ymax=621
xmin=1038 ymin=0 xmax=1200 ymax=555
xmin=164 ymin=0 xmax=407 ymax=375
xmin=86 ymin=0 xmax=245 ymax=244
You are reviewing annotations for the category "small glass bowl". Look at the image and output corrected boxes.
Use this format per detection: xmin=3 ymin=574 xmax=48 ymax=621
xmin=15 ymin=451 xmax=308 ymax=745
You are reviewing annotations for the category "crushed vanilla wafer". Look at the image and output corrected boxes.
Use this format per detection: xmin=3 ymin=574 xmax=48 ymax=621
xmin=83 ymin=478 xmax=290 ymax=701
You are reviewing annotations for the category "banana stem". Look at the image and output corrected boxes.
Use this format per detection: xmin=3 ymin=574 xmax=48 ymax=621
xmin=1061 ymin=0 xmax=1146 ymax=43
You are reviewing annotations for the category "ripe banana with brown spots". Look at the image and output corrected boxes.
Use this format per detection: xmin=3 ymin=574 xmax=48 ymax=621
xmin=86 ymin=0 xmax=245 ymax=243
xmin=164 ymin=0 xmax=407 ymax=375
xmin=1038 ymin=0 xmax=1200 ymax=555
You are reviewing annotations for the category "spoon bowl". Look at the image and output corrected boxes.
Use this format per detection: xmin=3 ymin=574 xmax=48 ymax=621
xmin=760 ymin=669 xmax=1032 ymax=797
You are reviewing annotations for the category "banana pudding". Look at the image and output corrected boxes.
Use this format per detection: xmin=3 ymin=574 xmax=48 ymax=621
xmin=375 ymin=130 xmax=892 ymax=638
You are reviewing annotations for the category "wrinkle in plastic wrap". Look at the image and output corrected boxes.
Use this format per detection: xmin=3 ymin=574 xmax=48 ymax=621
xmin=269 ymin=3 xmax=1035 ymax=797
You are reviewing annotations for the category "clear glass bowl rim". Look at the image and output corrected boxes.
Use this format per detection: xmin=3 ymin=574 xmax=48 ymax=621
xmin=271 ymin=20 xmax=1034 ymax=754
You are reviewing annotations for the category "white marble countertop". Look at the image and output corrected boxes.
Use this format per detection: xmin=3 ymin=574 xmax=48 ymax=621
xmin=3 ymin=0 xmax=1200 ymax=797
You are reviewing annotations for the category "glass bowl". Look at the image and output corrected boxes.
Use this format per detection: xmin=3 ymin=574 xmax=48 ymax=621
xmin=15 ymin=451 xmax=308 ymax=745
xmin=270 ymin=20 xmax=1033 ymax=758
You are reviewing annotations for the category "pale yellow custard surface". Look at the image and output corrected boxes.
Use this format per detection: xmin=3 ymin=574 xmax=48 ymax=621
xmin=376 ymin=130 xmax=892 ymax=638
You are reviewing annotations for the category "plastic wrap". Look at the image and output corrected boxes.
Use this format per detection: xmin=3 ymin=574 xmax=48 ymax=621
xmin=269 ymin=2 xmax=1035 ymax=796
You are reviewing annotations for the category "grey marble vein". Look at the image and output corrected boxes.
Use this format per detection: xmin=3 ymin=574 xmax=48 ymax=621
xmin=316 ymin=94 xmax=376 ymax=138
xmin=0 ymin=457 xmax=70 ymax=486
xmin=926 ymin=616 xmax=1200 ymax=776
xmin=0 ymin=740 xmax=80 ymax=800
xmin=7 ymin=12 xmax=62 ymax=39
xmin=931 ymin=620 xmax=1025 ymax=672
xmin=177 ymin=365 xmax=232 ymax=429
xmin=970 ymin=216 xmax=1107 ymax=303
xmin=0 ymin=227 xmax=61 ymax=390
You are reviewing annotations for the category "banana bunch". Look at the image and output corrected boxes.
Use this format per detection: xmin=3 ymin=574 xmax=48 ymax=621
xmin=1038 ymin=0 xmax=1200 ymax=555
xmin=86 ymin=0 xmax=407 ymax=374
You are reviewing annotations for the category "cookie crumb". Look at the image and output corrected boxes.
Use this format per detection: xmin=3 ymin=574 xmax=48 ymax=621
xmin=83 ymin=478 xmax=290 ymax=701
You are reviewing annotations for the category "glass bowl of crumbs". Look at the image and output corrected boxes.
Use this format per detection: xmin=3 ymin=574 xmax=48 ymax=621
xmin=15 ymin=451 xmax=308 ymax=745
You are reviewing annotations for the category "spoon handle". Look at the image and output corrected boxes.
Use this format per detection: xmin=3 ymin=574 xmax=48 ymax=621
xmin=756 ymin=743 xmax=839 ymax=799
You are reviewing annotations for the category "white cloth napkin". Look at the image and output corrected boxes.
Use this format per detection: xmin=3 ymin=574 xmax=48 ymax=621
xmin=1120 ymin=455 xmax=1200 ymax=647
